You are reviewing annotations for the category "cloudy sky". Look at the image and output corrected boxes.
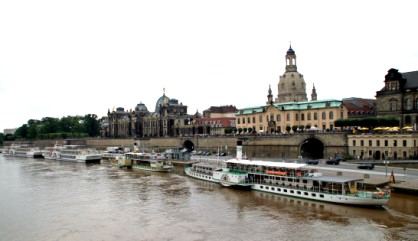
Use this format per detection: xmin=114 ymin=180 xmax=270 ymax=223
xmin=1 ymin=0 xmax=417 ymax=132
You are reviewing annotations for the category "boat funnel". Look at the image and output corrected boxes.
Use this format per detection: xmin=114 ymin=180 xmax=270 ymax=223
xmin=236 ymin=140 xmax=242 ymax=160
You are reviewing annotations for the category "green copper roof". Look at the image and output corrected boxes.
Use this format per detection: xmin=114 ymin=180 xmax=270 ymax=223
xmin=236 ymin=99 xmax=342 ymax=115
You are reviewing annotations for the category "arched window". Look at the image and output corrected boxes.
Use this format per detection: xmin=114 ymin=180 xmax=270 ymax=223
xmin=322 ymin=112 xmax=326 ymax=120
xmin=314 ymin=113 xmax=318 ymax=120
xmin=277 ymin=114 xmax=281 ymax=121
xmin=329 ymin=111 xmax=334 ymax=119
xmin=307 ymin=113 xmax=311 ymax=120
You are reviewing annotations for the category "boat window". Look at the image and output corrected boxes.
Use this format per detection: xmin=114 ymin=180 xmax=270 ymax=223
xmin=297 ymin=191 xmax=301 ymax=195
xmin=277 ymin=188 xmax=281 ymax=192
xmin=311 ymin=193 xmax=316 ymax=197
xmin=260 ymin=186 xmax=264 ymax=189
xmin=304 ymin=192 xmax=308 ymax=195
xmin=302 ymin=180 xmax=308 ymax=184
xmin=271 ymin=187 xmax=275 ymax=191
xmin=283 ymin=189 xmax=287 ymax=193
xmin=320 ymin=194 xmax=324 ymax=198
xmin=290 ymin=190 xmax=294 ymax=194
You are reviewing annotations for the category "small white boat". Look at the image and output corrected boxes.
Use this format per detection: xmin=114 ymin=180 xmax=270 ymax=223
xmin=127 ymin=152 xmax=173 ymax=172
xmin=3 ymin=144 xmax=43 ymax=158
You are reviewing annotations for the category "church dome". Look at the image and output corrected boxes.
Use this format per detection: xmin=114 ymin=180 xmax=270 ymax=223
xmin=155 ymin=94 xmax=170 ymax=112
xmin=135 ymin=102 xmax=148 ymax=112
xmin=287 ymin=47 xmax=295 ymax=55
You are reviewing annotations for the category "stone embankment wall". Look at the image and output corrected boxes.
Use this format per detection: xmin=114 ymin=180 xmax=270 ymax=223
xmin=4 ymin=133 xmax=348 ymax=159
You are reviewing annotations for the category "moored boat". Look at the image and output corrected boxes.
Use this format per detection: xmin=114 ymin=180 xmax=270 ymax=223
xmin=185 ymin=161 xmax=224 ymax=183
xmin=211 ymin=141 xmax=390 ymax=206
xmin=127 ymin=152 xmax=173 ymax=172
xmin=56 ymin=145 xmax=101 ymax=163
xmin=3 ymin=144 xmax=43 ymax=158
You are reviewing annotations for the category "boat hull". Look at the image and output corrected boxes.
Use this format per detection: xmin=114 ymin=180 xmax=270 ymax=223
xmin=184 ymin=167 xmax=219 ymax=183
xmin=132 ymin=165 xmax=173 ymax=172
xmin=251 ymin=183 xmax=389 ymax=206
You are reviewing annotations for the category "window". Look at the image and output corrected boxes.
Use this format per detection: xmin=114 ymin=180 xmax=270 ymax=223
xmin=405 ymin=115 xmax=411 ymax=124
xmin=314 ymin=113 xmax=318 ymax=120
xmin=295 ymin=114 xmax=299 ymax=121
xmin=322 ymin=112 xmax=326 ymax=120
xmin=353 ymin=140 xmax=356 ymax=146
xmin=360 ymin=140 xmax=364 ymax=146
xmin=277 ymin=114 xmax=281 ymax=121
xmin=403 ymin=140 xmax=407 ymax=147
xmin=390 ymin=99 xmax=397 ymax=111
xmin=237 ymin=118 xmax=240 ymax=124
xmin=242 ymin=117 xmax=245 ymax=124
xmin=307 ymin=113 xmax=311 ymax=120
xmin=259 ymin=115 xmax=263 ymax=122
xmin=369 ymin=140 xmax=372 ymax=146
xmin=253 ymin=117 xmax=256 ymax=123
xmin=270 ymin=114 xmax=274 ymax=121
xmin=385 ymin=140 xmax=388 ymax=147
xmin=287 ymin=114 xmax=290 ymax=121
xmin=301 ymin=113 xmax=305 ymax=121
xmin=393 ymin=140 xmax=397 ymax=147
xmin=405 ymin=98 xmax=412 ymax=110
xmin=329 ymin=111 xmax=334 ymax=120
xmin=415 ymin=99 xmax=418 ymax=110
xmin=340 ymin=111 xmax=344 ymax=119
xmin=248 ymin=117 xmax=251 ymax=124
xmin=376 ymin=140 xmax=380 ymax=146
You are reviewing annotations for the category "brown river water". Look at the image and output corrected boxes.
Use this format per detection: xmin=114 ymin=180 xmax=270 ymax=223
xmin=0 ymin=155 xmax=417 ymax=241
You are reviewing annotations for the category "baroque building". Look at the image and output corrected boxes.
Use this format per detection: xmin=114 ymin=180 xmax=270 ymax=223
xmin=376 ymin=68 xmax=418 ymax=127
xmin=237 ymin=46 xmax=346 ymax=133
xmin=102 ymin=92 xmax=195 ymax=138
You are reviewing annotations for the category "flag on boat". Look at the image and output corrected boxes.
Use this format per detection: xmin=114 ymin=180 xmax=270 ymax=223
xmin=389 ymin=170 xmax=396 ymax=183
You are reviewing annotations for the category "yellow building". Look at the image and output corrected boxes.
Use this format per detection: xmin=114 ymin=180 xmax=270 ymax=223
xmin=236 ymin=97 xmax=346 ymax=133
xmin=236 ymin=45 xmax=347 ymax=134
xmin=347 ymin=133 xmax=418 ymax=160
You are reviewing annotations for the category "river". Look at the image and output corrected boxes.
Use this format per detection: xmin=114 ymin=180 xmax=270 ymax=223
xmin=0 ymin=155 xmax=417 ymax=241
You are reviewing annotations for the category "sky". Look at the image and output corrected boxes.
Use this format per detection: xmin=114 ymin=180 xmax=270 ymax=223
xmin=1 ymin=0 xmax=417 ymax=132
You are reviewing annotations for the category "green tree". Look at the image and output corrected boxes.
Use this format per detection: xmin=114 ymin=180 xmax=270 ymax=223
xmin=292 ymin=125 xmax=298 ymax=133
xmin=83 ymin=114 xmax=100 ymax=137
xmin=39 ymin=117 xmax=60 ymax=135
xmin=285 ymin=126 xmax=291 ymax=133
xmin=15 ymin=124 xmax=29 ymax=139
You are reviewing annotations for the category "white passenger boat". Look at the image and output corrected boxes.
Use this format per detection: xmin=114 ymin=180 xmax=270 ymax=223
xmin=212 ymin=143 xmax=391 ymax=206
xmin=56 ymin=145 xmax=101 ymax=163
xmin=42 ymin=144 xmax=63 ymax=160
xmin=127 ymin=152 xmax=173 ymax=172
xmin=3 ymin=144 xmax=43 ymax=158
xmin=185 ymin=162 xmax=224 ymax=183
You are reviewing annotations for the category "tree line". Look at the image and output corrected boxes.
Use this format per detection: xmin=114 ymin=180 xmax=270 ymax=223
xmin=3 ymin=114 xmax=101 ymax=141
xmin=334 ymin=117 xmax=400 ymax=129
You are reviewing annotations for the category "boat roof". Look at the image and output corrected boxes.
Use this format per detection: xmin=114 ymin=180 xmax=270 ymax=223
xmin=304 ymin=175 xmax=364 ymax=183
xmin=225 ymin=158 xmax=306 ymax=169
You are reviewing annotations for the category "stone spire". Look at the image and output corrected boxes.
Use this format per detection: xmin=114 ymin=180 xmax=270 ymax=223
xmin=267 ymin=85 xmax=273 ymax=105
xmin=311 ymin=83 xmax=317 ymax=101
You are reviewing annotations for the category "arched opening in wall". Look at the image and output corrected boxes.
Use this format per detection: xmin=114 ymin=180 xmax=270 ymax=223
xmin=183 ymin=140 xmax=194 ymax=152
xmin=300 ymin=138 xmax=324 ymax=160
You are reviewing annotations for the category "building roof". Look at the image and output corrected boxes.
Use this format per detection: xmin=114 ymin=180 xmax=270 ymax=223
xmin=203 ymin=105 xmax=238 ymax=114
xmin=342 ymin=97 xmax=376 ymax=111
xmin=402 ymin=71 xmax=418 ymax=89
xmin=193 ymin=117 xmax=236 ymax=127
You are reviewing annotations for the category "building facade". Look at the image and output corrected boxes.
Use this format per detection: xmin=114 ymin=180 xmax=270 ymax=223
xmin=376 ymin=68 xmax=418 ymax=127
xmin=102 ymin=93 xmax=195 ymax=138
xmin=237 ymin=46 xmax=347 ymax=133
xmin=347 ymin=133 xmax=418 ymax=160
